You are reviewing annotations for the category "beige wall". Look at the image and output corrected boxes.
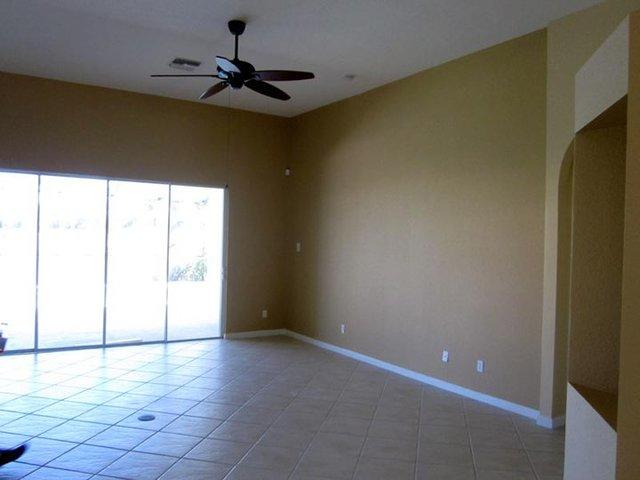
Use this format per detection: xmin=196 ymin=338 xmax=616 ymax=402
xmin=617 ymin=11 xmax=640 ymax=478
xmin=287 ymin=31 xmax=547 ymax=408
xmin=541 ymin=0 xmax=640 ymax=419
xmin=0 ymin=71 xmax=290 ymax=335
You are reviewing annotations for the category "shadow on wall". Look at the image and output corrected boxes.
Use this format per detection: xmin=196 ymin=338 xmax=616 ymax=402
xmin=553 ymin=142 xmax=574 ymax=417
xmin=287 ymin=108 xmax=355 ymax=340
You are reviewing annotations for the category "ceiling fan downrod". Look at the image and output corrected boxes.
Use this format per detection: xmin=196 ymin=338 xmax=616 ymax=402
xmin=228 ymin=19 xmax=246 ymax=60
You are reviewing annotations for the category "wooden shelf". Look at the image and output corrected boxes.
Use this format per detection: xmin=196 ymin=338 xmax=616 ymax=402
xmin=571 ymin=382 xmax=618 ymax=431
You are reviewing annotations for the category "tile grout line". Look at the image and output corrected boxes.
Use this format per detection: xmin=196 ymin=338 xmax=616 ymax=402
xmin=512 ymin=416 xmax=544 ymax=480
xmin=283 ymin=355 xmax=365 ymax=480
xmin=347 ymin=369 xmax=389 ymax=480
xmin=463 ymin=400 xmax=480 ymax=479
xmin=414 ymin=390 xmax=424 ymax=480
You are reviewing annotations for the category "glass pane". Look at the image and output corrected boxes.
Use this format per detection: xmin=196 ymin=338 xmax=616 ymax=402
xmin=0 ymin=172 xmax=38 ymax=350
xmin=106 ymin=181 xmax=169 ymax=344
xmin=167 ymin=186 xmax=224 ymax=340
xmin=38 ymin=176 xmax=107 ymax=349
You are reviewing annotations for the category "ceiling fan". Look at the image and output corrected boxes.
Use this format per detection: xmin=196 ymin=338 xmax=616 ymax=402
xmin=151 ymin=20 xmax=315 ymax=101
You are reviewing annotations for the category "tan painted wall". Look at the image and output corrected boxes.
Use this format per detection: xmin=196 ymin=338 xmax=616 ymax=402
xmin=541 ymin=0 xmax=640 ymax=419
xmin=0 ymin=71 xmax=290 ymax=335
xmin=569 ymin=125 xmax=626 ymax=394
xmin=287 ymin=31 xmax=546 ymax=408
xmin=617 ymin=11 xmax=640 ymax=478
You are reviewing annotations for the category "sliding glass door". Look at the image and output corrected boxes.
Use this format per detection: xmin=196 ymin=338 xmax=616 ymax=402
xmin=106 ymin=181 xmax=169 ymax=344
xmin=167 ymin=187 xmax=224 ymax=340
xmin=0 ymin=171 xmax=224 ymax=351
xmin=0 ymin=172 xmax=38 ymax=350
xmin=38 ymin=176 xmax=107 ymax=349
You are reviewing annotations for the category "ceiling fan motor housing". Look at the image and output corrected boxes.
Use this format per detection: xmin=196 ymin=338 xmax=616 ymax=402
xmin=218 ymin=58 xmax=255 ymax=89
xmin=228 ymin=20 xmax=246 ymax=36
xmin=228 ymin=75 xmax=244 ymax=89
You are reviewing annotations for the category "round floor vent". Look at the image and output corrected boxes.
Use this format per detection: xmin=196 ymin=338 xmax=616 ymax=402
xmin=138 ymin=414 xmax=156 ymax=422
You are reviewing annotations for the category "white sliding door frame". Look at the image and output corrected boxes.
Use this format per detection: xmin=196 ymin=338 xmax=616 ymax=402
xmin=0 ymin=168 xmax=227 ymax=354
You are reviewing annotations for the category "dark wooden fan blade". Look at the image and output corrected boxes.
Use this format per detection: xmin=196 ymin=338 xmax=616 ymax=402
xmin=254 ymin=70 xmax=315 ymax=81
xmin=245 ymin=80 xmax=290 ymax=101
xmin=199 ymin=82 xmax=228 ymax=100
xmin=215 ymin=56 xmax=240 ymax=73
xmin=151 ymin=74 xmax=218 ymax=77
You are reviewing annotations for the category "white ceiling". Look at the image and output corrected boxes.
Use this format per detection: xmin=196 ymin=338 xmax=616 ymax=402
xmin=0 ymin=0 xmax=599 ymax=117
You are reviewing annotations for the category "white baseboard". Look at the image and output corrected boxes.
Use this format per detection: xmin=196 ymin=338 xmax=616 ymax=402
xmin=224 ymin=329 xmax=287 ymax=339
xmin=284 ymin=329 xmax=541 ymax=422
xmin=536 ymin=414 xmax=566 ymax=429
xmin=222 ymin=327 xmax=550 ymax=425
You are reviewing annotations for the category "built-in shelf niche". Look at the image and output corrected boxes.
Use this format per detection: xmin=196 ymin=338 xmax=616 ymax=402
xmin=568 ymin=95 xmax=627 ymax=431
xmin=563 ymin=15 xmax=633 ymax=480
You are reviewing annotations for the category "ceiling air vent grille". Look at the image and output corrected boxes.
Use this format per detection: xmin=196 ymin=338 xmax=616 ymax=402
xmin=168 ymin=57 xmax=201 ymax=72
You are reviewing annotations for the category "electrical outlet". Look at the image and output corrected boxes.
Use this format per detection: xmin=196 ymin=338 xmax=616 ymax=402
xmin=262 ymin=309 xmax=268 ymax=319
xmin=476 ymin=360 xmax=485 ymax=373
xmin=296 ymin=242 xmax=302 ymax=253
xmin=441 ymin=350 xmax=449 ymax=363
xmin=340 ymin=324 xmax=346 ymax=334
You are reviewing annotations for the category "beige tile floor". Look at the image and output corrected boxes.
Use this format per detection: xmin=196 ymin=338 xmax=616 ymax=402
xmin=0 ymin=336 xmax=564 ymax=480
